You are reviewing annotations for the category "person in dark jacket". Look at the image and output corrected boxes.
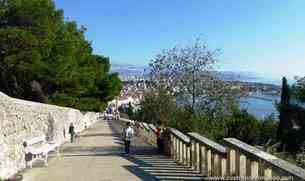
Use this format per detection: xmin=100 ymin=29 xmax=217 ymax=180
xmin=69 ymin=123 xmax=75 ymax=143
xmin=156 ymin=122 xmax=164 ymax=154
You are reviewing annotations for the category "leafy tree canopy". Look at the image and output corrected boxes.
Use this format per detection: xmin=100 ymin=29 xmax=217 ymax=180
xmin=134 ymin=86 xmax=177 ymax=125
xmin=0 ymin=0 xmax=122 ymax=111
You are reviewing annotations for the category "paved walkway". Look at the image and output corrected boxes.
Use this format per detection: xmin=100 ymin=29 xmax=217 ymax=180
xmin=22 ymin=120 xmax=203 ymax=181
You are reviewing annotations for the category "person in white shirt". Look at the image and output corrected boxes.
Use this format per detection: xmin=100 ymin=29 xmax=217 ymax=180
xmin=122 ymin=122 xmax=134 ymax=154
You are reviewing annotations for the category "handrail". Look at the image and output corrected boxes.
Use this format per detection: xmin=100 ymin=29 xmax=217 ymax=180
xmin=138 ymin=122 xmax=144 ymax=129
xmin=169 ymin=128 xmax=190 ymax=144
xmin=224 ymin=138 xmax=305 ymax=180
xmin=142 ymin=122 xmax=150 ymax=131
xmin=117 ymin=117 xmax=305 ymax=180
xmin=148 ymin=124 xmax=157 ymax=132
xmin=188 ymin=132 xmax=227 ymax=154
xmin=119 ymin=118 xmax=132 ymax=123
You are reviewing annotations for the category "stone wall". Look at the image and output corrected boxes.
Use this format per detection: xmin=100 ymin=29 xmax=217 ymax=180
xmin=0 ymin=91 xmax=99 ymax=179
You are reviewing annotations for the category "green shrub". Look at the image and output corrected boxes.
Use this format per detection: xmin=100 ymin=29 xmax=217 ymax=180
xmin=224 ymin=109 xmax=260 ymax=145
xmin=167 ymin=106 xmax=195 ymax=133
xmin=259 ymin=114 xmax=278 ymax=145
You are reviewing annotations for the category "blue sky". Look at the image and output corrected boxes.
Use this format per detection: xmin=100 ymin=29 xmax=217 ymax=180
xmin=54 ymin=0 xmax=305 ymax=79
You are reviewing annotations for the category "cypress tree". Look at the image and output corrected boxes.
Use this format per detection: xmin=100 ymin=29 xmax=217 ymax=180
xmin=276 ymin=77 xmax=292 ymax=150
xmin=127 ymin=102 xmax=134 ymax=120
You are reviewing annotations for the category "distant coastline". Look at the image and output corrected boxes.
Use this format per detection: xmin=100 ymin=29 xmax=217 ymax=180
xmin=111 ymin=62 xmax=289 ymax=85
xmin=113 ymin=63 xmax=283 ymax=120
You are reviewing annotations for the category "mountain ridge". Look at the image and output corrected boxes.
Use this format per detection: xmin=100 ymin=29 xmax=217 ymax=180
xmin=110 ymin=62 xmax=282 ymax=85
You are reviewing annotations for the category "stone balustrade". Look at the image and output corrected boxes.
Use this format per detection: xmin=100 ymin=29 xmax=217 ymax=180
xmin=117 ymin=118 xmax=305 ymax=180
xmin=224 ymin=138 xmax=305 ymax=181
xmin=169 ymin=128 xmax=191 ymax=167
xmin=188 ymin=132 xmax=227 ymax=176
xmin=164 ymin=125 xmax=305 ymax=180
xmin=142 ymin=122 xmax=150 ymax=132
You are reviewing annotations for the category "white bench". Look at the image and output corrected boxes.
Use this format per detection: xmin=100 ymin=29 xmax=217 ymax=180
xmin=23 ymin=135 xmax=60 ymax=168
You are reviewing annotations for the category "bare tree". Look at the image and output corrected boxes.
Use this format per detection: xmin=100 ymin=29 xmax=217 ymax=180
xmin=149 ymin=38 xmax=240 ymax=114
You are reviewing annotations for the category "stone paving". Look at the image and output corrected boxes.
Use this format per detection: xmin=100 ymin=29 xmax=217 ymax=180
xmin=22 ymin=120 xmax=203 ymax=181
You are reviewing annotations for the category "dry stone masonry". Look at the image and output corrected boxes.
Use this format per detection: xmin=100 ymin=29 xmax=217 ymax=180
xmin=0 ymin=91 xmax=99 ymax=179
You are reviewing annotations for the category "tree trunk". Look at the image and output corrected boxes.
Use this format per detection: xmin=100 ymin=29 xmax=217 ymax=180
xmin=192 ymin=70 xmax=195 ymax=111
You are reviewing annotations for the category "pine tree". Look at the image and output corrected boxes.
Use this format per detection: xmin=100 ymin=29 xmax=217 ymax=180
xmin=0 ymin=0 xmax=122 ymax=111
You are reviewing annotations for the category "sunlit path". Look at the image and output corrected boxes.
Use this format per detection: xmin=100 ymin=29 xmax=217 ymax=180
xmin=22 ymin=120 xmax=202 ymax=181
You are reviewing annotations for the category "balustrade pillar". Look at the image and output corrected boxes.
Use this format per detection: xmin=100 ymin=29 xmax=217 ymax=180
xmin=195 ymin=142 xmax=200 ymax=171
xmin=179 ymin=140 xmax=183 ymax=163
xmin=191 ymin=141 xmax=195 ymax=169
xmin=264 ymin=164 xmax=272 ymax=179
xmin=221 ymin=157 xmax=227 ymax=176
xmin=251 ymin=160 xmax=259 ymax=177
xmin=187 ymin=145 xmax=191 ymax=167
xmin=207 ymin=149 xmax=212 ymax=176
xmin=183 ymin=143 xmax=187 ymax=164
xmin=201 ymin=146 xmax=206 ymax=175
xmin=173 ymin=137 xmax=177 ymax=160
xmin=176 ymin=138 xmax=180 ymax=161
xmin=228 ymin=149 xmax=236 ymax=176
xmin=213 ymin=153 xmax=220 ymax=176
xmin=170 ymin=134 xmax=174 ymax=159
xmin=239 ymin=154 xmax=247 ymax=176
xmin=176 ymin=139 xmax=179 ymax=161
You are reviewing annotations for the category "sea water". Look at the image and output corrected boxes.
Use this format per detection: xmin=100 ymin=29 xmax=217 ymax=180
xmin=240 ymin=96 xmax=279 ymax=120
xmin=177 ymin=94 xmax=280 ymax=120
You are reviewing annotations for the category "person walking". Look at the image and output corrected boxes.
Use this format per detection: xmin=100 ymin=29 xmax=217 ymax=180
xmin=122 ymin=122 xmax=134 ymax=154
xmin=69 ymin=123 xmax=75 ymax=143
xmin=156 ymin=122 xmax=164 ymax=154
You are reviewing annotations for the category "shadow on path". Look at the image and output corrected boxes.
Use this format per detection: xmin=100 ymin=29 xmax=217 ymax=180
xmin=49 ymin=119 xmax=203 ymax=181
xmin=107 ymin=119 xmax=203 ymax=181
